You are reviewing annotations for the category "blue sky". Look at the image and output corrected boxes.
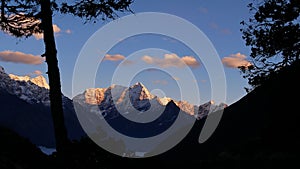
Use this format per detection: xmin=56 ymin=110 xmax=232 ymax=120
xmin=0 ymin=0 xmax=253 ymax=105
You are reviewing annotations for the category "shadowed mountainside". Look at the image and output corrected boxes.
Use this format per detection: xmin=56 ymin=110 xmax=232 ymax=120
xmin=150 ymin=60 xmax=300 ymax=168
xmin=53 ymin=60 xmax=300 ymax=168
xmin=0 ymin=91 xmax=85 ymax=147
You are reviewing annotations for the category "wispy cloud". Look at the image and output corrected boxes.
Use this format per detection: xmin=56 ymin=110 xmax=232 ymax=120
xmin=52 ymin=24 xmax=61 ymax=33
xmin=222 ymin=53 xmax=252 ymax=68
xmin=65 ymin=29 xmax=72 ymax=34
xmin=153 ymin=80 xmax=168 ymax=85
xmin=199 ymin=7 xmax=208 ymax=14
xmin=33 ymin=33 xmax=43 ymax=40
xmin=33 ymin=70 xmax=43 ymax=75
xmin=120 ymin=60 xmax=134 ymax=65
xmin=25 ymin=70 xmax=43 ymax=77
xmin=142 ymin=53 xmax=200 ymax=68
xmin=209 ymin=22 xmax=219 ymax=30
xmin=103 ymin=54 xmax=125 ymax=61
xmin=0 ymin=50 xmax=44 ymax=65
xmin=209 ymin=22 xmax=232 ymax=35
xmin=221 ymin=29 xmax=232 ymax=35
xmin=181 ymin=56 xmax=200 ymax=67
xmin=201 ymin=79 xmax=207 ymax=83
xmin=33 ymin=24 xmax=61 ymax=40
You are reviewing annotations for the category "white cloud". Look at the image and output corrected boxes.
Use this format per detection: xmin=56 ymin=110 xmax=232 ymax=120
xmin=199 ymin=7 xmax=208 ymax=14
xmin=181 ymin=56 xmax=200 ymax=67
xmin=141 ymin=53 xmax=200 ymax=68
xmin=33 ymin=24 xmax=61 ymax=40
xmin=209 ymin=22 xmax=232 ymax=35
xmin=33 ymin=70 xmax=43 ymax=75
xmin=120 ymin=60 xmax=134 ymax=65
xmin=222 ymin=53 xmax=252 ymax=68
xmin=0 ymin=50 xmax=44 ymax=65
xmin=103 ymin=54 xmax=125 ymax=61
xmin=142 ymin=55 xmax=154 ymax=64
xmin=65 ymin=29 xmax=72 ymax=34
xmin=33 ymin=33 xmax=43 ymax=40
xmin=52 ymin=24 xmax=61 ymax=33
xmin=152 ymin=80 xmax=168 ymax=85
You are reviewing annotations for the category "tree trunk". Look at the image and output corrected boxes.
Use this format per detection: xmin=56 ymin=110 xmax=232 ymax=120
xmin=40 ymin=0 xmax=69 ymax=152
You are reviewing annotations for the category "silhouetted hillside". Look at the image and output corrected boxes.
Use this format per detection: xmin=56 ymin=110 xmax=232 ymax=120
xmin=153 ymin=60 xmax=300 ymax=168
xmin=0 ymin=90 xmax=85 ymax=147
xmin=0 ymin=126 xmax=52 ymax=169
xmin=60 ymin=60 xmax=300 ymax=168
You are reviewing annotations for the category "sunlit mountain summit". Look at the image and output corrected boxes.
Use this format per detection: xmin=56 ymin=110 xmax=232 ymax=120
xmin=75 ymin=82 xmax=227 ymax=121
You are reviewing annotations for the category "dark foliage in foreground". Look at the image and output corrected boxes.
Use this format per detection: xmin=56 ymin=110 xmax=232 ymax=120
xmin=240 ymin=0 xmax=300 ymax=89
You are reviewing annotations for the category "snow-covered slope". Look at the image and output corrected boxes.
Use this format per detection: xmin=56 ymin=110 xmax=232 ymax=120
xmin=195 ymin=100 xmax=228 ymax=119
xmin=0 ymin=66 xmax=85 ymax=147
xmin=75 ymin=82 xmax=227 ymax=119
xmin=73 ymin=82 xmax=227 ymax=156
xmin=0 ymin=67 xmax=50 ymax=105
xmin=9 ymin=74 xmax=50 ymax=89
xmin=0 ymin=65 xmax=226 ymax=148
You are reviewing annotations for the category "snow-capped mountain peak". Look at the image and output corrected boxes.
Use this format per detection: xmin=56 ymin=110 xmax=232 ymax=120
xmin=30 ymin=75 xmax=50 ymax=89
xmin=129 ymin=82 xmax=154 ymax=100
xmin=157 ymin=97 xmax=172 ymax=105
xmin=8 ymin=74 xmax=31 ymax=82
xmin=195 ymin=100 xmax=227 ymax=119
xmin=77 ymin=82 xmax=227 ymax=119
xmin=173 ymin=100 xmax=198 ymax=115
xmin=0 ymin=66 xmax=50 ymax=105
xmin=9 ymin=74 xmax=50 ymax=89
xmin=84 ymin=88 xmax=107 ymax=105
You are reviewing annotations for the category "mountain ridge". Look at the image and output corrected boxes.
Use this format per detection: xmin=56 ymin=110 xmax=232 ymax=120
xmin=80 ymin=82 xmax=227 ymax=119
xmin=0 ymin=67 xmax=50 ymax=105
xmin=9 ymin=74 xmax=50 ymax=89
xmin=152 ymin=60 xmax=300 ymax=164
xmin=0 ymin=66 xmax=85 ymax=147
xmin=0 ymin=65 xmax=227 ymax=120
xmin=0 ymin=65 xmax=226 ymax=149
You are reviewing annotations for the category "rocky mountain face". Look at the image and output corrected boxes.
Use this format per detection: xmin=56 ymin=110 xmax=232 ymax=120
xmin=0 ymin=66 xmax=50 ymax=105
xmin=9 ymin=73 xmax=50 ymax=89
xmin=0 ymin=65 xmax=226 ymax=150
xmin=73 ymin=82 xmax=227 ymax=156
xmin=76 ymin=82 xmax=227 ymax=120
xmin=0 ymin=66 xmax=85 ymax=147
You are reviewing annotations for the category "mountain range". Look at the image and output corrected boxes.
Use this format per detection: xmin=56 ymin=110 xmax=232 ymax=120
xmin=75 ymin=82 xmax=227 ymax=119
xmin=0 ymin=65 xmax=226 ymax=149
xmin=0 ymin=60 xmax=299 ymax=168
